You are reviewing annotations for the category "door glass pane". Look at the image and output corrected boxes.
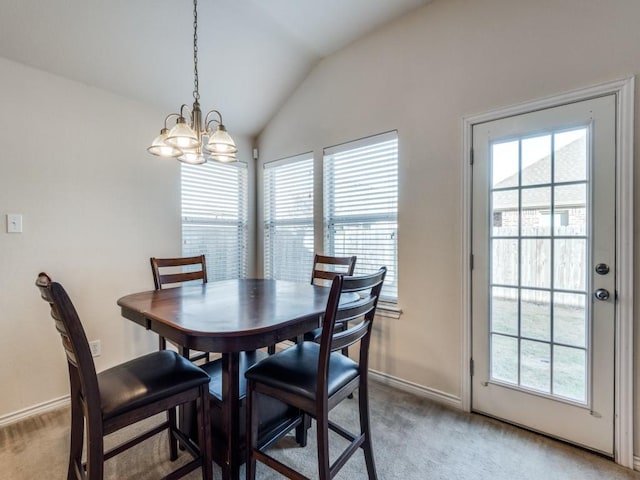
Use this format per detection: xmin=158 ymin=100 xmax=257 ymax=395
xmin=492 ymin=334 xmax=518 ymax=384
xmin=492 ymin=239 xmax=518 ymax=286
xmin=554 ymin=293 xmax=586 ymax=348
xmin=492 ymin=140 xmax=519 ymax=188
xmin=521 ymin=290 xmax=550 ymax=341
xmin=553 ymin=345 xmax=586 ymax=402
xmin=554 ymin=239 xmax=587 ymax=290
xmin=488 ymin=126 xmax=590 ymax=405
xmin=521 ymin=239 xmax=550 ymax=288
xmin=492 ymin=287 xmax=518 ymax=335
xmin=555 ymin=128 xmax=587 ymax=183
xmin=492 ymin=190 xmax=518 ymax=237
xmin=554 ymin=184 xmax=586 ymax=236
xmin=522 ymin=135 xmax=551 ymax=186
xmin=522 ymin=187 xmax=551 ymax=236
xmin=521 ymin=340 xmax=550 ymax=393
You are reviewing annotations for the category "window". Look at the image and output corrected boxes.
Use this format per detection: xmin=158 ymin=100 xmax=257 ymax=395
xmin=181 ymin=161 xmax=248 ymax=280
xmin=264 ymin=153 xmax=314 ymax=282
xmin=324 ymin=131 xmax=398 ymax=301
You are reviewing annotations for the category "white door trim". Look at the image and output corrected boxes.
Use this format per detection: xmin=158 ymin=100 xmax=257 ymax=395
xmin=461 ymin=77 xmax=634 ymax=467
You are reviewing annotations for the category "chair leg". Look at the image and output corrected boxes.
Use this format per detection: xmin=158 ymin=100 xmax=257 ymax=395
xmin=85 ymin=416 xmax=105 ymax=480
xmin=316 ymin=410 xmax=331 ymax=480
xmin=168 ymin=407 xmax=178 ymax=461
xmin=267 ymin=344 xmax=276 ymax=355
xmin=358 ymin=381 xmax=378 ymax=480
xmin=245 ymin=381 xmax=258 ymax=480
xmin=197 ymin=386 xmax=213 ymax=480
xmin=180 ymin=345 xmax=190 ymax=359
xmin=159 ymin=335 xmax=167 ymax=351
xmin=67 ymin=394 xmax=84 ymax=480
xmin=295 ymin=412 xmax=309 ymax=447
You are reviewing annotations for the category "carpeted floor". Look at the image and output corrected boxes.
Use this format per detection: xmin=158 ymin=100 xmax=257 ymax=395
xmin=2 ymin=381 xmax=639 ymax=479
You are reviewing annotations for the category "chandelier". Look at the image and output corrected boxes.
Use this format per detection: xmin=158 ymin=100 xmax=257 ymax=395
xmin=147 ymin=0 xmax=237 ymax=164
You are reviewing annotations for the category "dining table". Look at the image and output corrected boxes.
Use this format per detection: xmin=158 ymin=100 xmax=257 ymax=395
xmin=117 ymin=278 xmax=334 ymax=480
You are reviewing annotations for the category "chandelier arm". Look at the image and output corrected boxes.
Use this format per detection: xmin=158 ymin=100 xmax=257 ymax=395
xmin=179 ymin=104 xmax=192 ymax=119
xmin=204 ymin=110 xmax=223 ymax=132
xmin=163 ymin=113 xmax=181 ymax=128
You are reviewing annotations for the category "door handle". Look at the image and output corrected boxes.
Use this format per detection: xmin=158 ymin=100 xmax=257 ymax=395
xmin=594 ymin=288 xmax=610 ymax=301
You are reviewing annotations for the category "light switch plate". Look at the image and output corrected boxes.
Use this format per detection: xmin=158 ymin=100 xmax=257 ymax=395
xmin=7 ymin=214 xmax=23 ymax=233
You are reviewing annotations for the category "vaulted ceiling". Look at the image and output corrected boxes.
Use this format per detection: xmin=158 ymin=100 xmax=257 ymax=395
xmin=0 ymin=0 xmax=431 ymax=137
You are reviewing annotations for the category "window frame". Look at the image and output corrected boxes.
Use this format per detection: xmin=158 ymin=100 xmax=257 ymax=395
xmin=263 ymin=152 xmax=315 ymax=282
xmin=181 ymin=160 xmax=249 ymax=281
xmin=323 ymin=130 xmax=399 ymax=303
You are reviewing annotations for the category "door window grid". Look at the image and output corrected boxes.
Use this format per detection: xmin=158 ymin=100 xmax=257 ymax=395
xmin=488 ymin=127 xmax=590 ymax=404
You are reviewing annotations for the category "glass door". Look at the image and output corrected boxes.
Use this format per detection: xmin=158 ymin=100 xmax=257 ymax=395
xmin=471 ymin=95 xmax=616 ymax=455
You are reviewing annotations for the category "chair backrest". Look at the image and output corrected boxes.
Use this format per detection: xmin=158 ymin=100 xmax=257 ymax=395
xmin=317 ymin=267 xmax=386 ymax=388
xmin=35 ymin=273 xmax=100 ymax=409
xmin=150 ymin=255 xmax=208 ymax=290
xmin=310 ymin=254 xmax=357 ymax=287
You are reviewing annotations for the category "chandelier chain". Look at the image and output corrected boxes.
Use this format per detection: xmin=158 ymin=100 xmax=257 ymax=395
xmin=192 ymin=0 xmax=200 ymax=102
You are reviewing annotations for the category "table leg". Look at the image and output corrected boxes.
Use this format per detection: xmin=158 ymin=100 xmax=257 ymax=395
xmin=221 ymin=352 xmax=241 ymax=480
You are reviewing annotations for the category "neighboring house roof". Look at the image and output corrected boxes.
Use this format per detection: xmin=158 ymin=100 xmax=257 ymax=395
xmin=493 ymin=138 xmax=587 ymax=211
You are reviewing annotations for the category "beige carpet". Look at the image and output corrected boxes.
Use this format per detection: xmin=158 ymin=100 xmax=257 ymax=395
xmin=2 ymin=382 xmax=639 ymax=479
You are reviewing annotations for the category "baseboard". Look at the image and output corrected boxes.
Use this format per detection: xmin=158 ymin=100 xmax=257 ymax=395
xmin=633 ymin=455 xmax=640 ymax=471
xmin=0 ymin=395 xmax=70 ymax=428
xmin=369 ymin=369 xmax=462 ymax=410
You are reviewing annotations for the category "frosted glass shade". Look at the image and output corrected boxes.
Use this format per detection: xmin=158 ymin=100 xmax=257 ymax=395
xmin=147 ymin=129 xmax=182 ymax=157
xmin=206 ymin=125 xmax=237 ymax=156
xmin=178 ymin=148 xmax=207 ymax=165
xmin=166 ymin=120 xmax=199 ymax=149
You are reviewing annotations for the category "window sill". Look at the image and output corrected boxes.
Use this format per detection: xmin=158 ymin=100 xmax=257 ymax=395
xmin=376 ymin=302 xmax=402 ymax=319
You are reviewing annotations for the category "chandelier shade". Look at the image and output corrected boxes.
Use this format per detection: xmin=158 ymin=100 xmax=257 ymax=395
xmin=206 ymin=124 xmax=237 ymax=155
xmin=148 ymin=0 xmax=236 ymax=164
xmin=147 ymin=128 xmax=182 ymax=157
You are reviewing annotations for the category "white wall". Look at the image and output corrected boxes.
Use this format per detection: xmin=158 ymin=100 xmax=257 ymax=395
xmin=0 ymin=57 xmax=254 ymax=418
xmin=256 ymin=0 xmax=640 ymax=449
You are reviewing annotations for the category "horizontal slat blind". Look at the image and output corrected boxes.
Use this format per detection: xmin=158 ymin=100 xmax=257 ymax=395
xmin=264 ymin=153 xmax=314 ymax=282
xmin=324 ymin=132 xmax=398 ymax=301
xmin=182 ymin=161 xmax=248 ymax=280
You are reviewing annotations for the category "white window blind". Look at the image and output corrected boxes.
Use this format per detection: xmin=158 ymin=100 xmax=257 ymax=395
xmin=264 ymin=153 xmax=314 ymax=282
xmin=181 ymin=161 xmax=248 ymax=280
xmin=324 ymin=131 xmax=398 ymax=301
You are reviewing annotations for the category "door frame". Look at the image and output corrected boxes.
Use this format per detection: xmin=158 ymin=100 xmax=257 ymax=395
xmin=461 ymin=77 xmax=635 ymax=467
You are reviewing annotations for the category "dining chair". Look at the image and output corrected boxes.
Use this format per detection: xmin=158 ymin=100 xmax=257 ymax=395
xmin=35 ymin=272 xmax=213 ymax=480
xmin=245 ymin=267 xmax=386 ymax=480
xmin=267 ymin=253 xmax=357 ymax=355
xmin=150 ymin=255 xmax=210 ymax=362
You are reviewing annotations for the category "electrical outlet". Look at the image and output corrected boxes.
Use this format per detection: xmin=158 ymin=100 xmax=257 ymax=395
xmin=89 ymin=340 xmax=102 ymax=358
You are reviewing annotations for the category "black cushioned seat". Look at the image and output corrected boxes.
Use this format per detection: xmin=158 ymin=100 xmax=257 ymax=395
xmin=246 ymin=343 xmax=359 ymax=401
xmin=99 ymin=350 xmax=211 ymax=419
